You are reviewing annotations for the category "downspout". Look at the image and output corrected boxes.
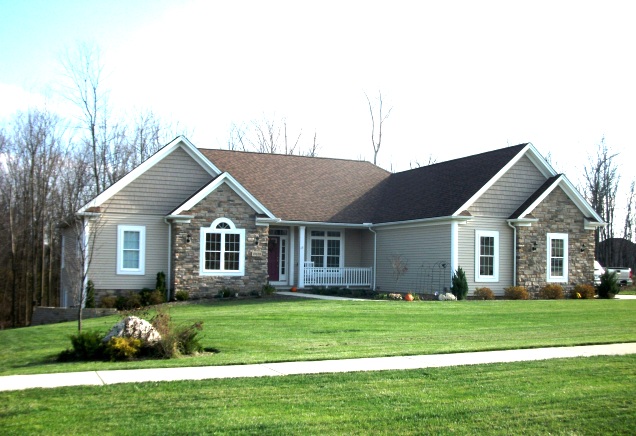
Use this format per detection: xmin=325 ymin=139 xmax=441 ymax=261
xmin=507 ymin=221 xmax=517 ymax=286
xmin=164 ymin=218 xmax=172 ymax=301
xmin=82 ymin=216 xmax=89 ymax=308
xmin=367 ymin=225 xmax=377 ymax=291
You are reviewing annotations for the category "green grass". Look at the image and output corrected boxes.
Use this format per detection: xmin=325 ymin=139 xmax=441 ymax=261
xmin=1 ymin=355 xmax=635 ymax=434
xmin=1 ymin=298 xmax=636 ymax=376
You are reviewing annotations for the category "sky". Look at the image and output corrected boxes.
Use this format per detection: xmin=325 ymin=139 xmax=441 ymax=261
xmin=1 ymin=0 xmax=635 ymax=208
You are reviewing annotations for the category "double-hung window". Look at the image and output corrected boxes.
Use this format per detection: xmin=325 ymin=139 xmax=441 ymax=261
xmin=475 ymin=230 xmax=499 ymax=282
xmin=547 ymin=233 xmax=568 ymax=282
xmin=117 ymin=225 xmax=146 ymax=275
xmin=309 ymin=230 xmax=342 ymax=268
xmin=200 ymin=218 xmax=245 ymax=276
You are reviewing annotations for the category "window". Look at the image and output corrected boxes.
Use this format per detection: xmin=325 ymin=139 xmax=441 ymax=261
xmin=547 ymin=233 xmax=568 ymax=282
xmin=117 ymin=225 xmax=146 ymax=275
xmin=309 ymin=230 xmax=342 ymax=268
xmin=200 ymin=218 xmax=245 ymax=276
xmin=475 ymin=230 xmax=499 ymax=282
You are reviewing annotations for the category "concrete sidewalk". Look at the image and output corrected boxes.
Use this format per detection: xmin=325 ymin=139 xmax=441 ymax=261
xmin=2 ymin=343 xmax=635 ymax=392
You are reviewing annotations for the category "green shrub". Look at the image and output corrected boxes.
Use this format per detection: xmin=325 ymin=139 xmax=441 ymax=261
xmin=116 ymin=292 xmax=142 ymax=310
xmin=105 ymin=337 xmax=142 ymax=361
xmin=262 ymin=282 xmax=276 ymax=296
xmin=572 ymin=284 xmax=595 ymax=299
xmin=58 ymin=330 xmax=106 ymax=361
xmin=156 ymin=271 xmax=167 ymax=295
xmin=85 ymin=280 xmax=95 ymax=308
xmin=175 ymin=290 xmax=189 ymax=301
xmin=140 ymin=288 xmax=166 ymax=306
xmin=597 ymin=271 xmax=619 ymax=299
xmin=504 ymin=286 xmax=529 ymax=300
xmin=473 ymin=287 xmax=495 ymax=300
xmin=100 ymin=296 xmax=117 ymax=309
xmin=538 ymin=284 xmax=564 ymax=299
xmin=451 ymin=267 xmax=469 ymax=300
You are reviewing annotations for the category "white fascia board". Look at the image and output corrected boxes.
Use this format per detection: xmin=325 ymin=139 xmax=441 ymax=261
xmin=452 ymin=143 xmax=557 ymax=216
xmin=507 ymin=218 xmax=539 ymax=227
xmin=170 ymin=172 xmax=275 ymax=219
xmin=78 ymin=136 xmax=220 ymax=213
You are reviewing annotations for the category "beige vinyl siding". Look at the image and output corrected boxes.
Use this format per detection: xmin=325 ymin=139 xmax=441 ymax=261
xmin=469 ymin=155 xmax=547 ymax=217
xmin=343 ymin=229 xmax=374 ymax=268
xmin=458 ymin=217 xmax=514 ymax=295
xmin=375 ymin=223 xmax=451 ymax=294
xmin=88 ymin=213 xmax=169 ymax=290
xmin=104 ymin=146 xmax=214 ymax=214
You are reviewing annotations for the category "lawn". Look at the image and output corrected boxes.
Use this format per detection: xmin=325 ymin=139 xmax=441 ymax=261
xmin=1 ymin=298 xmax=636 ymax=376
xmin=1 ymin=355 xmax=635 ymax=434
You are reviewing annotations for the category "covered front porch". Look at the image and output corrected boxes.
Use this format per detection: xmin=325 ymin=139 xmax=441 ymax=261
xmin=266 ymin=224 xmax=375 ymax=289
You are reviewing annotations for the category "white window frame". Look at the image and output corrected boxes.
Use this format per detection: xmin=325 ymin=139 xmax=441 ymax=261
xmin=547 ymin=233 xmax=568 ymax=282
xmin=475 ymin=230 xmax=499 ymax=282
xmin=199 ymin=217 xmax=246 ymax=276
xmin=307 ymin=229 xmax=344 ymax=268
xmin=117 ymin=225 xmax=146 ymax=275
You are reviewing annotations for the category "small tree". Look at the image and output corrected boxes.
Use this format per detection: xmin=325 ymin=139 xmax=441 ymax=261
xmin=597 ymin=270 xmax=619 ymax=299
xmin=451 ymin=267 xmax=468 ymax=300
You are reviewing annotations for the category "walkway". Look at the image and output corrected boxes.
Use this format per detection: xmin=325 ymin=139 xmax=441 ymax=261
xmin=2 ymin=343 xmax=635 ymax=392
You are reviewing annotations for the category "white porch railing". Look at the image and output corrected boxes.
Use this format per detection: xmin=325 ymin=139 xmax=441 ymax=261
xmin=303 ymin=262 xmax=373 ymax=287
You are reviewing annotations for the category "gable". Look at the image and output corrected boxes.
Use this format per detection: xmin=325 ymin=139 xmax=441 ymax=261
xmin=78 ymin=136 xmax=219 ymax=214
xmin=468 ymin=154 xmax=548 ymax=217
xmin=104 ymin=146 xmax=214 ymax=215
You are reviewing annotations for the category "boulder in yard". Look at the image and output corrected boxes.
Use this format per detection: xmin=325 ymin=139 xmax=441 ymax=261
xmin=103 ymin=316 xmax=161 ymax=344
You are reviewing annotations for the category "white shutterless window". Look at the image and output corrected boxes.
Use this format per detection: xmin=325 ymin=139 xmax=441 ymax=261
xmin=200 ymin=218 xmax=245 ymax=276
xmin=547 ymin=233 xmax=568 ymax=282
xmin=475 ymin=230 xmax=499 ymax=282
xmin=117 ymin=225 xmax=146 ymax=275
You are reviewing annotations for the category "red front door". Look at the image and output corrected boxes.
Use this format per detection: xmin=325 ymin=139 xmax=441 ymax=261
xmin=268 ymin=237 xmax=280 ymax=281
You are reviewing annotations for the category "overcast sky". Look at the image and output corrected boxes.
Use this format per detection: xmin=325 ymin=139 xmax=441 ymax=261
xmin=1 ymin=0 xmax=634 ymax=206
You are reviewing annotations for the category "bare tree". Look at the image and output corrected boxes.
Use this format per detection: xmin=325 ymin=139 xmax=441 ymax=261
xmin=583 ymin=137 xmax=620 ymax=264
xmin=365 ymin=91 xmax=392 ymax=165
xmin=227 ymin=116 xmax=316 ymax=156
xmin=623 ymin=181 xmax=635 ymax=242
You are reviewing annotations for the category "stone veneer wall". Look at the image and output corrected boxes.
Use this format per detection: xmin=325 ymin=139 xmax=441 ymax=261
xmin=172 ymin=184 xmax=269 ymax=298
xmin=516 ymin=187 xmax=595 ymax=293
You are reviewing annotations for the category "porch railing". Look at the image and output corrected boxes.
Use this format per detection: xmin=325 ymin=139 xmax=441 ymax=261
xmin=303 ymin=262 xmax=373 ymax=287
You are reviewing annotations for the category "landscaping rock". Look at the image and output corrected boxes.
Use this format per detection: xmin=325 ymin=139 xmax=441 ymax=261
xmin=103 ymin=316 xmax=161 ymax=344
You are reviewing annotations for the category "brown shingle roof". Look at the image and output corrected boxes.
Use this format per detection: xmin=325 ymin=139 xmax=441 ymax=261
xmin=198 ymin=149 xmax=390 ymax=223
xmin=198 ymin=144 xmax=528 ymax=224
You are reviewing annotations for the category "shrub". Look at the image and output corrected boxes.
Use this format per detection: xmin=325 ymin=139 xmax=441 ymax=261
xmin=597 ymin=271 xmax=619 ymax=299
xmin=151 ymin=308 xmax=204 ymax=358
xmin=58 ymin=330 xmax=106 ymax=361
xmin=504 ymin=286 xmax=529 ymax=300
xmin=100 ymin=296 xmax=117 ymax=309
xmin=451 ymin=267 xmax=469 ymax=300
xmin=85 ymin=280 xmax=95 ymax=308
xmin=262 ymin=282 xmax=276 ymax=295
xmin=572 ymin=284 xmax=595 ymax=299
xmin=175 ymin=290 xmax=189 ymax=301
xmin=156 ymin=271 xmax=167 ymax=295
xmin=473 ymin=287 xmax=495 ymax=300
xmin=538 ymin=284 xmax=564 ymax=299
xmin=140 ymin=288 xmax=166 ymax=306
xmin=116 ymin=292 xmax=142 ymax=310
xmin=105 ymin=337 xmax=142 ymax=361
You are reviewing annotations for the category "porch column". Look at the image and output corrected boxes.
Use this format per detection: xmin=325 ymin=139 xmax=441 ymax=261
xmin=289 ymin=228 xmax=295 ymax=286
xmin=450 ymin=220 xmax=459 ymax=283
xmin=298 ymin=226 xmax=306 ymax=288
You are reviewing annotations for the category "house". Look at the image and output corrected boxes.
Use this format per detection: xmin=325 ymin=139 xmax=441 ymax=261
xmin=59 ymin=136 xmax=603 ymax=305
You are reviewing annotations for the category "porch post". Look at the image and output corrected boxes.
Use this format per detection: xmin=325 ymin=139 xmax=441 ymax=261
xmin=298 ymin=226 xmax=306 ymax=288
xmin=450 ymin=220 xmax=459 ymax=284
xmin=289 ymin=227 xmax=295 ymax=286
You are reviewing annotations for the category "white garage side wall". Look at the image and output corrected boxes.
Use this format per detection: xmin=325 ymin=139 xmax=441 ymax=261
xmin=375 ymin=223 xmax=451 ymax=294
xmin=88 ymin=214 xmax=169 ymax=290
xmin=458 ymin=217 xmax=514 ymax=296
